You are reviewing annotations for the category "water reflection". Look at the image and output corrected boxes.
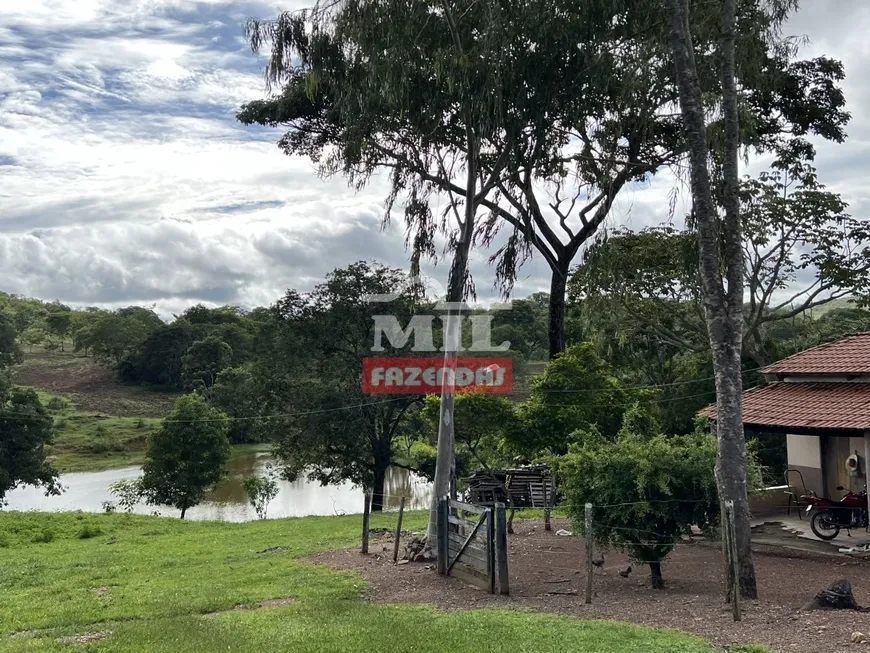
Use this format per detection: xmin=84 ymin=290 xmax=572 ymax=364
xmin=3 ymin=452 xmax=433 ymax=522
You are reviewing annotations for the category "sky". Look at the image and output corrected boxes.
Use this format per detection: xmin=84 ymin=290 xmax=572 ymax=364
xmin=1 ymin=0 xmax=868 ymax=318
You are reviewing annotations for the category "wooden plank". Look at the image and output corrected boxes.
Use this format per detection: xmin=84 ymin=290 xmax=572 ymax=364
xmin=486 ymin=509 xmax=495 ymax=594
xmin=448 ymin=531 xmax=486 ymax=551
xmin=361 ymin=492 xmax=371 ymax=554
xmin=451 ymin=562 xmax=491 ymax=591
xmin=436 ymin=495 xmax=448 ymax=575
xmin=447 ymin=511 xmax=487 ymax=573
xmin=448 ymin=514 xmax=477 ymax=528
xmin=449 ymin=500 xmax=488 ymax=515
xmin=392 ymin=496 xmax=405 ymax=563
xmin=452 ymin=546 xmax=489 ymax=569
xmin=495 ymin=503 xmax=510 ymax=595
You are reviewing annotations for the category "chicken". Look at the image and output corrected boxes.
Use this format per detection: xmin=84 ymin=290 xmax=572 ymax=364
xmin=591 ymin=553 xmax=605 ymax=568
xmin=618 ymin=565 xmax=632 ymax=578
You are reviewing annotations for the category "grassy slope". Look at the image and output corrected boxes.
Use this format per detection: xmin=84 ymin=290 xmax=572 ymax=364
xmin=12 ymin=350 xmax=174 ymax=472
xmin=0 ymin=511 xmax=719 ymax=653
xmin=33 ymin=391 xmax=162 ymax=472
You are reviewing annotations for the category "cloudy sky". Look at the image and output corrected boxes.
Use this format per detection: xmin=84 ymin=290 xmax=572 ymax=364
xmin=0 ymin=1 xmax=867 ymax=317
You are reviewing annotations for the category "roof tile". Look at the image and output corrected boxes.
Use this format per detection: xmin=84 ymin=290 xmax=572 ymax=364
xmin=700 ymin=382 xmax=870 ymax=431
xmin=762 ymin=333 xmax=870 ymax=375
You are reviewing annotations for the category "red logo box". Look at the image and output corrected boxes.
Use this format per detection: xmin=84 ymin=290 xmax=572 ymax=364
xmin=363 ymin=357 xmax=513 ymax=394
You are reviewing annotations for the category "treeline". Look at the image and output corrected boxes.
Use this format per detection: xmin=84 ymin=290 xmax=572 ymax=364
xmin=4 ymin=265 xmax=870 ymax=480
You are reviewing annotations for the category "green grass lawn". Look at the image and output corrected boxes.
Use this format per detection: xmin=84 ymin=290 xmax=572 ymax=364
xmin=0 ymin=511 xmax=721 ymax=653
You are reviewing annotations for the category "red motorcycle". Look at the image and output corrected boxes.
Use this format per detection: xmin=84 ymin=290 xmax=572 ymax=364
xmin=801 ymin=485 xmax=868 ymax=541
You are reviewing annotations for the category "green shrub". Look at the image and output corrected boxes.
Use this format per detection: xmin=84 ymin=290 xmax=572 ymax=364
xmin=87 ymin=441 xmax=110 ymax=454
xmin=31 ymin=529 xmax=55 ymax=544
xmin=46 ymin=396 xmax=68 ymax=411
xmin=77 ymin=524 xmax=104 ymax=539
xmin=55 ymin=418 xmax=68 ymax=430
xmin=94 ymin=424 xmax=108 ymax=437
xmin=243 ymin=469 xmax=280 ymax=520
xmin=135 ymin=419 xmax=146 ymax=429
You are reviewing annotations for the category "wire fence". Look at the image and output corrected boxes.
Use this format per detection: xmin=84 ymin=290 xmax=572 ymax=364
xmin=354 ymin=494 xmax=744 ymax=619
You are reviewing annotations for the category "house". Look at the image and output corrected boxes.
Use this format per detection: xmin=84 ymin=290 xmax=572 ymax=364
xmin=707 ymin=333 xmax=870 ymax=499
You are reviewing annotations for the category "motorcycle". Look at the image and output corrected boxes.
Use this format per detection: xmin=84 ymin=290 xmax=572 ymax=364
xmin=801 ymin=485 xmax=868 ymax=541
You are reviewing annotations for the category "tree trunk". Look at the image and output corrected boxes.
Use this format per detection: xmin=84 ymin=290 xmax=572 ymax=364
xmin=649 ymin=561 xmax=664 ymax=589
xmin=547 ymin=265 xmax=569 ymax=359
xmin=370 ymin=463 xmax=387 ymax=513
xmin=426 ymin=98 xmax=476 ymax=548
xmin=665 ymin=0 xmax=757 ymax=599
xmin=180 ymin=506 xmax=187 ymax=520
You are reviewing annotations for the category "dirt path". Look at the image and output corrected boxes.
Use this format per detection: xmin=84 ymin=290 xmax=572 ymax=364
xmin=312 ymin=519 xmax=870 ymax=653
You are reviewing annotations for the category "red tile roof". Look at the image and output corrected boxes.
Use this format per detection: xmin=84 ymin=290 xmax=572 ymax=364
xmin=700 ymin=382 xmax=870 ymax=431
xmin=762 ymin=333 xmax=870 ymax=375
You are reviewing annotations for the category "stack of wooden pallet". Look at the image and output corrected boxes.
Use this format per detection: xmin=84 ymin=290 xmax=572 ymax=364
xmin=464 ymin=465 xmax=555 ymax=508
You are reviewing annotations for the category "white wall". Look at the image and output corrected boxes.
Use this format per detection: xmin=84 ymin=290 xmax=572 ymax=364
xmin=786 ymin=434 xmax=821 ymax=468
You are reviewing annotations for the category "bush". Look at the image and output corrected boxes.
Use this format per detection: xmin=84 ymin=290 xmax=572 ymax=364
xmin=243 ymin=468 xmax=280 ymax=520
xmin=408 ymin=441 xmax=437 ymax=480
xmin=46 ymin=396 xmax=68 ymax=411
xmin=557 ymin=404 xmax=734 ymax=589
xmin=108 ymin=479 xmax=143 ymax=513
xmin=87 ymin=441 xmax=110 ymax=454
xmin=94 ymin=424 xmax=108 ymax=437
xmin=55 ymin=418 xmax=68 ymax=431
xmin=77 ymin=524 xmax=103 ymax=539
xmin=31 ymin=529 xmax=55 ymax=544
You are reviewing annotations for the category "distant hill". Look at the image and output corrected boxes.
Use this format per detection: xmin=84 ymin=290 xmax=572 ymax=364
xmin=14 ymin=349 xmax=177 ymax=418
xmin=12 ymin=349 xmax=179 ymax=472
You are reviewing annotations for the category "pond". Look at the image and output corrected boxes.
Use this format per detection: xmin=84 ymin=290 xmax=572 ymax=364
xmin=3 ymin=452 xmax=434 ymax=522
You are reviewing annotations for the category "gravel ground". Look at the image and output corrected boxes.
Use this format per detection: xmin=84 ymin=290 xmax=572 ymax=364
xmin=312 ymin=518 xmax=870 ymax=653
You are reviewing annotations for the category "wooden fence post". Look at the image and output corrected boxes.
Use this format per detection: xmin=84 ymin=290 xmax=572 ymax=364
xmin=543 ymin=480 xmax=551 ymax=532
xmin=436 ymin=495 xmax=448 ymax=575
xmin=585 ymin=502 xmax=593 ymax=604
xmin=495 ymin=502 xmax=510 ymax=595
xmin=725 ymin=500 xmax=741 ymax=621
xmin=361 ymin=491 xmax=371 ymax=554
xmin=486 ymin=508 xmax=495 ymax=594
xmin=392 ymin=496 xmax=405 ymax=563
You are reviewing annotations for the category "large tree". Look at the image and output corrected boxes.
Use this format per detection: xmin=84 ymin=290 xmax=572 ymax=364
xmin=260 ymin=262 xmax=425 ymax=512
xmin=239 ymin=0 xmax=845 ymax=361
xmin=664 ymin=0 xmax=754 ymax=599
xmin=573 ymin=143 xmax=864 ymax=367
xmin=0 ymin=379 xmax=60 ymax=504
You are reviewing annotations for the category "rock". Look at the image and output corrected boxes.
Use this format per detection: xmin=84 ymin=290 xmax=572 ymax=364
xmin=852 ymin=632 xmax=867 ymax=644
xmin=555 ymin=529 xmax=573 ymax=537
xmin=803 ymin=579 xmax=860 ymax=611
xmin=396 ymin=559 xmax=410 ymax=566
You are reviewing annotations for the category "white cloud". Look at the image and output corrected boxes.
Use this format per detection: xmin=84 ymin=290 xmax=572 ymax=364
xmin=0 ymin=0 xmax=868 ymax=313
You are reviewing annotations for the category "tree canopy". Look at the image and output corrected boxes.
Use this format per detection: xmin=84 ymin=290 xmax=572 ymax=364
xmin=140 ymin=394 xmax=231 ymax=519
xmin=262 ymin=261 xmax=426 ymax=511
xmin=0 ymin=378 xmax=60 ymax=503
xmin=239 ymin=0 xmax=847 ymax=359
